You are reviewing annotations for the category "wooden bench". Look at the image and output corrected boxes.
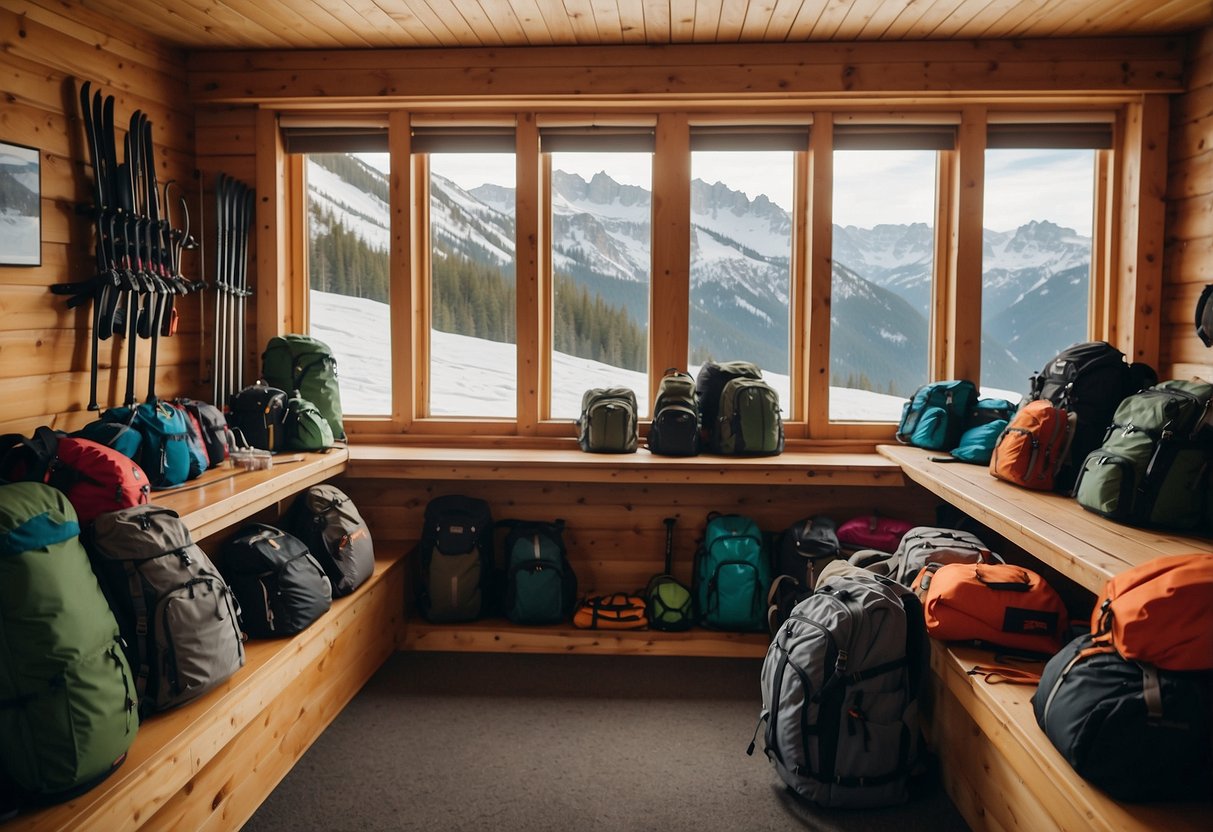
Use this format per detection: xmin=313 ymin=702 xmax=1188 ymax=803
xmin=877 ymin=444 xmax=1212 ymax=832
xmin=3 ymin=448 xmax=408 ymax=832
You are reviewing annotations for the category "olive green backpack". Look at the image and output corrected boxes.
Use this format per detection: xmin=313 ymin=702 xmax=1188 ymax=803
xmin=284 ymin=393 xmax=335 ymax=451
xmin=0 ymin=482 xmax=138 ymax=801
xmin=262 ymin=335 xmax=346 ymax=441
xmin=1074 ymin=379 xmax=1213 ymax=529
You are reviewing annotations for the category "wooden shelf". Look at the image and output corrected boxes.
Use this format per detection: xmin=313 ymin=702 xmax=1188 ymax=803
xmin=932 ymin=642 xmax=1211 ymax=832
xmin=3 ymin=552 xmax=405 ymax=832
xmin=877 ymin=444 xmax=1211 ymax=594
xmin=152 ymin=446 xmax=349 ymax=540
xmin=347 ymin=445 xmax=905 ymax=487
xmin=405 ymin=618 xmax=770 ymax=658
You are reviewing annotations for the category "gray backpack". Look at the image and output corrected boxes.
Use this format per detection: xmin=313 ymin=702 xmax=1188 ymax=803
xmin=87 ymin=505 xmax=246 ymax=715
xmin=751 ymin=571 xmax=927 ymax=808
xmin=850 ymin=526 xmax=994 ymax=586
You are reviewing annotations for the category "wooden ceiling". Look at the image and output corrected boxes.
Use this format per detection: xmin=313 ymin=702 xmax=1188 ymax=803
xmin=73 ymin=0 xmax=1212 ymax=50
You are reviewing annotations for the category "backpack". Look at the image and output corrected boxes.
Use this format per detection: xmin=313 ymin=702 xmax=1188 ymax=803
xmin=835 ymin=513 xmax=914 ymax=555
xmin=284 ymin=392 xmax=335 ymax=451
xmin=856 ymin=526 xmax=994 ymax=586
xmin=1073 ymin=379 xmax=1213 ymax=529
xmin=101 ymin=401 xmax=194 ymax=489
xmin=752 ymin=571 xmax=927 ymax=808
xmin=694 ymin=360 xmax=762 ymax=439
xmin=73 ymin=419 xmax=143 ymax=459
xmin=1032 ymin=632 xmax=1212 ymax=802
xmin=572 ymin=593 xmax=648 ymax=629
xmin=1089 ymin=553 xmax=1213 ymax=671
xmin=644 ymin=516 xmax=693 ymax=632
xmin=913 ymin=561 xmax=1068 ymax=657
xmin=0 ymin=428 xmax=150 ymax=524
xmin=989 ymin=400 xmax=1075 ymax=491
xmin=287 ymin=484 xmax=375 ymax=598
xmin=0 ymin=482 xmax=138 ymax=800
xmin=221 ymin=524 xmax=333 ymax=638
xmin=87 ymin=504 xmax=245 ymax=715
xmin=166 ymin=402 xmax=210 ymax=479
xmin=416 ymin=495 xmax=495 ymax=623
xmin=262 ymin=334 xmax=346 ymax=441
xmin=174 ymin=398 xmax=235 ymax=468
xmin=647 ymin=369 xmax=700 ymax=456
xmin=949 ymin=397 xmax=1016 ymax=464
xmin=694 ymin=512 xmax=771 ymax=631
xmin=766 ymin=515 xmax=842 ymax=634
xmin=1026 ymin=341 xmax=1157 ymax=489
xmin=895 ymin=379 xmax=977 ymax=451
xmin=500 ymin=519 xmax=577 ymax=625
xmin=228 ymin=381 xmax=289 ymax=453
xmin=577 ymin=387 xmax=638 ymax=453
xmin=713 ymin=376 xmax=784 ymax=455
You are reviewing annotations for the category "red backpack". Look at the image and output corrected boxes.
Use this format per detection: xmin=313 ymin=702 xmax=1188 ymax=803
xmin=0 ymin=427 xmax=150 ymax=523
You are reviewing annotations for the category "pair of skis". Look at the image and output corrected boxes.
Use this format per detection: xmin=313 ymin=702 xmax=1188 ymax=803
xmin=212 ymin=173 xmax=255 ymax=407
xmin=54 ymin=80 xmax=198 ymax=411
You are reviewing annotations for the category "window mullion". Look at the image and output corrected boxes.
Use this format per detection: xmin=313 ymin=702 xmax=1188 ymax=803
xmin=516 ymin=114 xmax=542 ymax=434
xmin=650 ymin=113 xmax=691 ymax=413
xmin=807 ymin=112 xmax=833 ymax=438
xmin=389 ymin=111 xmax=414 ymax=430
xmin=946 ymin=105 xmax=986 ymax=384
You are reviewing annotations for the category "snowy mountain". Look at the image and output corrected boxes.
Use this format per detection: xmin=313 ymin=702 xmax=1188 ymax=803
xmin=306 ymin=155 xmax=1086 ymax=399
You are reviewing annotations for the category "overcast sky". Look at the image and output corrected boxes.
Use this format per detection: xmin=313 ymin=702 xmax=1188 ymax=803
xmin=369 ymin=146 xmax=1096 ymax=235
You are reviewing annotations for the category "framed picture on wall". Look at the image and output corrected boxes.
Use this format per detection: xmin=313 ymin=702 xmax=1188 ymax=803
xmin=0 ymin=140 xmax=42 ymax=267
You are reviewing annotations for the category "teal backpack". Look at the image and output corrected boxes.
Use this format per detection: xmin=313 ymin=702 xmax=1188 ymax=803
xmin=577 ymin=388 xmax=638 ymax=453
xmin=1074 ymin=379 xmax=1213 ymax=529
xmin=0 ymin=482 xmax=138 ymax=801
xmin=284 ymin=392 xmax=335 ymax=451
xmin=694 ymin=513 xmax=772 ymax=631
xmin=500 ymin=519 xmax=578 ymax=625
xmin=262 ymin=335 xmax=346 ymax=441
xmin=949 ymin=397 xmax=1017 ymax=464
xmin=102 ymin=401 xmax=193 ymax=489
xmin=896 ymin=380 xmax=978 ymax=451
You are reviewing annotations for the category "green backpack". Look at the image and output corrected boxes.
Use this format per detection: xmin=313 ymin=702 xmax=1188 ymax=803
xmin=284 ymin=392 xmax=335 ymax=451
xmin=577 ymin=387 xmax=638 ymax=453
xmin=714 ymin=377 xmax=784 ymax=455
xmin=0 ymin=482 xmax=138 ymax=800
xmin=1074 ymin=379 xmax=1213 ymax=529
xmin=694 ymin=513 xmax=772 ymax=632
xmin=262 ymin=335 xmax=346 ymax=441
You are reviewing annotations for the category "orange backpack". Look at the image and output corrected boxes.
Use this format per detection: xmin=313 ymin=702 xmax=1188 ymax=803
xmin=915 ymin=561 xmax=1069 ymax=656
xmin=989 ymin=400 xmax=1075 ymax=490
xmin=1091 ymin=553 xmax=1213 ymax=671
xmin=573 ymin=593 xmax=649 ymax=630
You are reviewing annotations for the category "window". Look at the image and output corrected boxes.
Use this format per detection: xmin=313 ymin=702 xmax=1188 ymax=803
xmin=544 ymin=128 xmax=654 ymax=419
xmin=689 ymin=133 xmax=797 ymax=415
xmin=290 ymin=127 xmax=392 ymax=418
xmin=829 ymin=128 xmax=947 ymax=422
xmin=981 ymin=123 xmax=1107 ymax=399
xmin=420 ymin=129 xmax=517 ymax=418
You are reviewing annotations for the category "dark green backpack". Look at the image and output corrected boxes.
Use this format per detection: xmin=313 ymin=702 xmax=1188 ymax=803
xmin=0 ymin=482 xmax=138 ymax=800
xmin=262 ymin=335 xmax=346 ymax=441
xmin=577 ymin=388 xmax=638 ymax=453
xmin=284 ymin=392 xmax=335 ymax=451
xmin=500 ymin=519 xmax=578 ymax=625
xmin=1074 ymin=379 xmax=1213 ymax=529
xmin=714 ymin=376 xmax=784 ymax=455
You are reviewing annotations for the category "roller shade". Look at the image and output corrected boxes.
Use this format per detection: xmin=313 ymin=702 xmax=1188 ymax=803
xmin=282 ymin=127 xmax=389 ymax=154
xmin=689 ymin=126 xmax=810 ymax=151
xmin=987 ymin=123 xmax=1113 ymax=149
xmin=833 ymin=125 xmax=957 ymax=151
xmin=539 ymin=127 xmax=656 ymax=153
xmin=410 ymin=127 xmax=516 ymax=154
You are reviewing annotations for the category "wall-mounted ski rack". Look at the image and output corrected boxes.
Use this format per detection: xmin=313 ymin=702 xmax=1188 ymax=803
xmin=211 ymin=172 xmax=255 ymax=407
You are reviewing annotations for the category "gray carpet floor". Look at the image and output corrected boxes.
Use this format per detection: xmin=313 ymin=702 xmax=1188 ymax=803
xmin=243 ymin=652 xmax=971 ymax=832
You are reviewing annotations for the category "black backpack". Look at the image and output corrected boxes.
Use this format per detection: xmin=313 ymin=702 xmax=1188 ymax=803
xmin=500 ymin=519 xmax=578 ymax=625
xmin=221 ymin=523 xmax=332 ymax=637
xmin=287 ymin=484 xmax=375 ymax=597
xmin=766 ymin=515 xmax=842 ymax=634
xmin=417 ymin=495 xmax=495 ymax=623
xmin=648 ymin=369 xmax=700 ymax=456
xmin=1027 ymin=342 xmax=1157 ymax=490
xmin=1033 ymin=632 xmax=1212 ymax=802
xmin=228 ymin=381 xmax=289 ymax=452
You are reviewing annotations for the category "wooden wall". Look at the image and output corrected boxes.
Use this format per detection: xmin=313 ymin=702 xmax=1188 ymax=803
xmin=0 ymin=3 xmax=202 ymax=437
xmin=1164 ymin=26 xmax=1213 ymax=383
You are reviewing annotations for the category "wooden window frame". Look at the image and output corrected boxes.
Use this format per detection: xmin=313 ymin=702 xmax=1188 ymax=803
xmin=278 ymin=100 xmax=1153 ymax=448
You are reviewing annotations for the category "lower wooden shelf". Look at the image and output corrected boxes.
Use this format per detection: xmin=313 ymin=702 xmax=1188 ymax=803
xmin=404 ymin=617 xmax=771 ymax=658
